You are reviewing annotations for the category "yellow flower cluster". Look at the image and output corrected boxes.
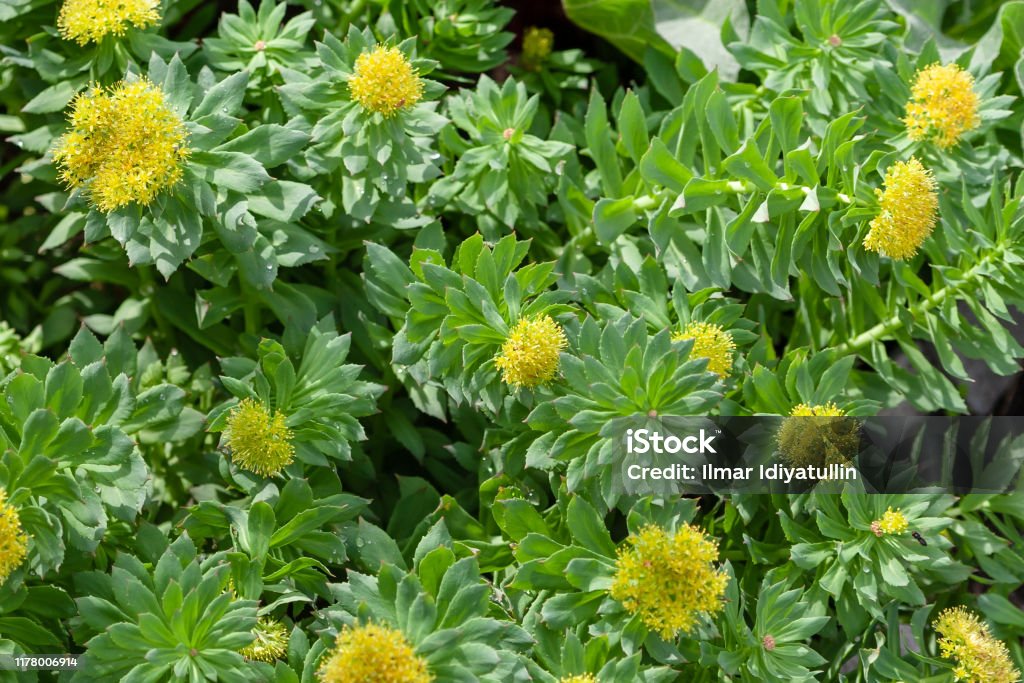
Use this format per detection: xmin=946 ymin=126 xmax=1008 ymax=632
xmin=904 ymin=63 xmax=980 ymax=149
xmin=522 ymin=27 xmax=554 ymax=70
xmin=777 ymin=402 xmax=859 ymax=468
xmin=863 ymin=157 xmax=939 ymax=260
xmin=560 ymin=676 xmax=597 ymax=683
xmin=934 ymin=607 xmax=1021 ymax=683
xmin=0 ymin=488 xmax=29 ymax=585
xmin=57 ymin=0 xmax=160 ymax=46
xmin=240 ymin=617 xmax=289 ymax=663
xmin=494 ymin=314 xmax=568 ymax=388
xmin=318 ymin=623 xmax=432 ymax=683
xmin=871 ymin=507 xmax=909 ymax=536
xmin=672 ymin=321 xmax=735 ymax=378
xmin=610 ymin=523 xmax=728 ymax=640
xmin=790 ymin=403 xmax=846 ymax=417
xmin=224 ymin=398 xmax=295 ymax=476
xmin=348 ymin=45 xmax=424 ymax=117
xmin=52 ymin=79 xmax=189 ymax=213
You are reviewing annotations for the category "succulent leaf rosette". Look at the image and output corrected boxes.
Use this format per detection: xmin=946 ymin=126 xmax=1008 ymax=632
xmin=525 ymin=315 xmax=722 ymax=507
xmin=0 ymin=327 xmax=201 ymax=578
xmin=279 ymin=27 xmax=447 ymax=226
xmin=50 ymin=54 xmax=322 ymax=284
xmin=385 ymin=0 xmax=515 ymax=75
xmin=366 ymin=233 xmax=574 ymax=416
xmin=71 ymin=533 xmax=268 ymax=681
xmin=507 ymin=497 xmax=728 ymax=658
xmin=428 ymin=76 xmax=574 ymax=235
xmin=204 ymin=0 xmax=317 ymax=86
xmin=784 ymin=493 xmax=970 ymax=634
xmin=208 ymin=320 xmax=385 ymax=479
xmin=313 ymin=554 xmax=533 ymax=682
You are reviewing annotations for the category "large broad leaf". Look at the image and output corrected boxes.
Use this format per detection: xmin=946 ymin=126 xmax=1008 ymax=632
xmin=563 ymin=0 xmax=749 ymax=80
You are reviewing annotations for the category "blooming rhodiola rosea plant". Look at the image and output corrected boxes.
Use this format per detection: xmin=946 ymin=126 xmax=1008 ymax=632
xmin=2 ymin=0 xmax=1024 ymax=681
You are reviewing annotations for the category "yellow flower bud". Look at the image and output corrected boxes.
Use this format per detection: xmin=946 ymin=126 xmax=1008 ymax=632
xmin=904 ymin=63 xmax=980 ymax=149
xmin=223 ymin=398 xmax=295 ymax=477
xmin=610 ymin=523 xmax=728 ymax=640
xmin=58 ymin=0 xmax=160 ymax=46
xmin=934 ymin=607 xmax=1021 ymax=683
xmin=494 ymin=314 xmax=568 ymax=388
xmin=871 ymin=507 xmax=908 ymax=536
xmin=672 ymin=321 xmax=735 ymax=378
xmin=348 ymin=45 xmax=424 ymax=117
xmin=0 ymin=488 xmax=29 ymax=585
xmin=239 ymin=617 xmax=289 ymax=663
xmin=318 ymin=623 xmax=432 ymax=683
xmin=52 ymin=79 xmax=189 ymax=213
xmin=863 ymin=157 xmax=938 ymax=261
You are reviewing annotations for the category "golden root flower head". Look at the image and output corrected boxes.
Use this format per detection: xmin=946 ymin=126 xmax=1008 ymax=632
xmin=58 ymin=0 xmax=160 ymax=45
xmin=318 ymin=622 xmax=432 ymax=683
xmin=934 ymin=607 xmax=1021 ymax=683
xmin=240 ymin=617 xmax=289 ymax=663
xmin=672 ymin=321 xmax=735 ymax=378
xmin=494 ymin=314 xmax=568 ymax=388
xmin=610 ymin=523 xmax=728 ymax=640
xmin=777 ymin=403 xmax=859 ymax=468
xmin=560 ymin=676 xmax=597 ymax=683
xmin=348 ymin=45 xmax=424 ymax=117
xmin=904 ymin=63 xmax=981 ymax=149
xmin=52 ymin=79 xmax=189 ymax=213
xmin=871 ymin=506 xmax=909 ymax=536
xmin=522 ymin=27 xmax=554 ymax=70
xmin=0 ymin=488 xmax=29 ymax=585
xmin=863 ymin=157 xmax=939 ymax=261
xmin=223 ymin=398 xmax=295 ymax=476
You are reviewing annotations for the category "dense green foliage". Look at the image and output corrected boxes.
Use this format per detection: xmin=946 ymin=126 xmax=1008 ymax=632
xmin=1 ymin=0 xmax=1024 ymax=681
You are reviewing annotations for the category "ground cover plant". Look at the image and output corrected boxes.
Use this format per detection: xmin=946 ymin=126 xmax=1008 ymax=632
xmin=1 ymin=0 xmax=1024 ymax=680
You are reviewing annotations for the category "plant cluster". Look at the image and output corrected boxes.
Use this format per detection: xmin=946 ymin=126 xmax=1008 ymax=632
xmin=1 ymin=0 xmax=1023 ymax=681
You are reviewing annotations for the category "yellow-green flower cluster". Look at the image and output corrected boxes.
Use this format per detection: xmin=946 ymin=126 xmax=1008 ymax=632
xmin=57 ymin=0 xmax=160 ymax=46
xmin=0 ymin=488 xmax=29 ymax=585
xmin=223 ymin=398 xmax=295 ymax=476
xmin=904 ymin=63 xmax=981 ymax=149
xmin=317 ymin=623 xmax=432 ymax=683
xmin=934 ymin=607 xmax=1021 ymax=683
xmin=521 ymin=27 xmax=554 ymax=71
xmin=863 ymin=157 xmax=939 ymax=260
xmin=871 ymin=507 xmax=909 ymax=536
xmin=494 ymin=314 xmax=568 ymax=388
xmin=348 ymin=45 xmax=424 ymax=117
xmin=52 ymin=79 xmax=190 ymax=213
xmin=777 ymin=403 xmax=859 ymax=468
xmin=672 ymin=321 xmax=735 ymax=378
xmin=239 ymin=617 xmax=289 ymax=663
xmin=610 ymin=523 xmax=728 ymax=640
xmin=560 ymin=676 xmax=597 ymax=683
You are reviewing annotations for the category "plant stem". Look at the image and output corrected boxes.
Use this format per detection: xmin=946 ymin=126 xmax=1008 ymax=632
xmin=832 ymin=251 xmax=997 ymax=357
